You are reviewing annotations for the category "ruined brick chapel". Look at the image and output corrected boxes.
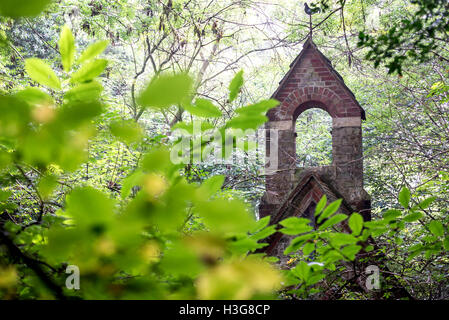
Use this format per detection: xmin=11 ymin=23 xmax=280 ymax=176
xmin=259 ymin=37 xmax=372 ymax=260
xmin=255 ymin=33 xmax=413 ymax=300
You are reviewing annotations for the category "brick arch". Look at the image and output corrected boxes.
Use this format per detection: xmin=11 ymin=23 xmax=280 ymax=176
xmin=281 ymin=86 xmax=343 ymax=120
xmin=292 ymin=100 xmax=334 ymax=121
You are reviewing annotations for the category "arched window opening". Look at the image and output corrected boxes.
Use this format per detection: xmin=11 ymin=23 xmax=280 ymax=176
xmin=295 ymin=108 xmax=332 ymax=167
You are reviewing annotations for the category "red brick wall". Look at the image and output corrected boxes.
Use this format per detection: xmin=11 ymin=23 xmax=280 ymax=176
xmin=268 ymin=42 xmax=363 ymax=121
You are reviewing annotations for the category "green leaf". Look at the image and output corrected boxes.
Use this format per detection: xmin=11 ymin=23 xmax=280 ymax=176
xmin=138 ymin=73 xmax=193 ymax=109
xmin=340 ymin=245 xmax=362 ymax=260
xmin=64 ymin=81 xmax=103 ymax=102
xmin=315 ymin=195 xmax=327 ymax=216
xmin=413 ymin=196 xmax=436 ymax=210
xmin=317 ymin=199 xmax=342 ymax=223
xmin=284 ymin=233 xmax=315 ymax=254
xmin=15 ymin=87 xmax=54 ymax=106
xmin=110 ymin=120 xmax=143 ymax=144
xmin=226 ymin=114 xmax=268 ymax=130
xmin=329 ymin=233 xmax=358 ymax=247
xmin=70 ymin=59 xmax=108 ymax=83
xmin=428 ymin=220 xmax=444 ymax=237
xmin=250 ymin=216 xmax=271 ymax=233
xmin=25 ymin=58 xmax=61 ymax=90
xmin=172 ymin=121 xmax=214 ymax=135
xmin=159 ymin=241 xmax=203 ymax=277
xmin=234 ymin=99 xmax=279 ymax=115
xmin=65 ymin=186 xmax=115 ymax=227
xmin=57 ymin=100 xmax=104 ymax=128
xmin=280 ymin=217 xmax=313 ymax=235
xmin=0 ymin=0 xmax=51 ymax=18
xmin=230 ymin=237 xmax=267 ymax=254
xmin=37 ymin=174 xmax=58 ymax=199
xmin=197 ymin=175 xmax=225 ymax=198
xmin=398 ymin=187 xmax=411 ymax=208
xmin=228 ymin=70 xmax=243 ymax=103
xmin=251 ymin=225 xmax=277 ymax=241
xmin=292 ymin=261 xmax=310 ymax=282
xmin=403 ymin=211 xmax=423 ymax=222
xmin=141 ymin=148 xmax=173 ymax=174
xmin=383 ymin=209 xmax=402 ymax=221
xmin=78 ymin=40 xmax=109 ymax=63
xmin=59 ymin=25 xmax=75 ymax=72
xmin=303 ymin=242 xmax=315 ymax=255
xmin=183 ymin=99 xmax=222 ymax=118
xmin=348 ymin=213 xmax=363 ymax=235
xmin=195 ymin=199 xmax=255 ymax=235
xmin=121 ymin=169 xmax=144 ymax=199
xmin=318 ymin=213 xmax=347 ymax=231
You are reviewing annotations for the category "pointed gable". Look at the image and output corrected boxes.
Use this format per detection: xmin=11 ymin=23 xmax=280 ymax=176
xmin=268 ymin=37 xmax=366 ymax=121
xmin=263 ymin=170 xmax=354 ymax=259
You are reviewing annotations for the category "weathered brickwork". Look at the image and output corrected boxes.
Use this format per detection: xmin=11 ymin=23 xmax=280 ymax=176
xmin=259 ymin=37 xmax=370 ymax=220
xmin=257 ymin=39 xmax=414 ymax=298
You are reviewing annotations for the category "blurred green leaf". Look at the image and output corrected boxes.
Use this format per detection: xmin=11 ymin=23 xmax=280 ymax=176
xmin=226 ymin=114 xmax=267 ymax=130
xmin=65 ymin=186 xmax=116 ymax=228
xmin=0 ymin=0 xmax=52 ymax=18
xmin=235 ymin=99 xmax=279 ymax=115
xmin=159 ymin=241 xmax=204 ymax=277
xmin=329 ymin=233 xmax=358 ymax=247
xmin=197 ymin=175 xmax=225 ymax=198
xmin=172 ymin=121 xmax=214 ymax=135
xmin=138 ymin=73 xmax=193 ymax=109
xmin=183 ymin=99 xmax=222 ymax=118
xmin=228 ymin=70 xmax=243 ymax=103
xmin=25 ymin=58 xmax=61 ymax=90
xmin=57 ymin=100 xmax=104 ymax=128
xmin=78 ymin=40 xmax=109 ymax=63
xmin=303 ymin=242 xmax=315 ymax=256
xmin=141 ymin=148 xmax=173 ymax=174
xmin=121 ymin=169 xmax=144 ymax=199
xmin=37 ymin=174 xmax=58 ymax=199
xmin=70 ymin=59 xmax=108 ymax=83
xmin=15 ymin=87 xmax=54 ymax=106
xmin=59 ymin=25 xmax=75 ymax=72
xmin=398 ymin=187 xmax=411 ymax=208
xmin=110 ymin=120 xmax=143 ymax=144
xmin=195 ymin=199 xmax=255 ymax=235
xmin=250 ymin=216 xmax=271 ymax=233
xmin=64 ymin=81 xmax=103 ymax=102
xmin=279 ymin=217 xmax=313 ymax=235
